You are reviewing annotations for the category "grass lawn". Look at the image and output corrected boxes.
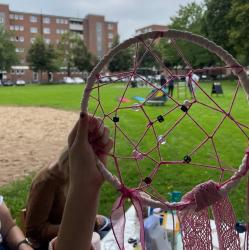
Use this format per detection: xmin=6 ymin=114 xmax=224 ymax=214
xmin=0 ymin=81 xmax=248 ymax=223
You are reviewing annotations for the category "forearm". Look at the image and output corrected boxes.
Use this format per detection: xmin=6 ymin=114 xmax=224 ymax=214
xmin=6 ymin=226 xmax=33 ymax=250
xmin=56 ymin=185 xmax=100 ymax=250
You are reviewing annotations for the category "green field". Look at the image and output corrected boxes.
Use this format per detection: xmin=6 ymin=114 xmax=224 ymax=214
xmin=0 ymin=81 xmax=249 ymax=223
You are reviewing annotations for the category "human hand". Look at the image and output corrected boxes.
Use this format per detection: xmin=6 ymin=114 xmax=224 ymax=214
xmin=68 ymin=113 xmax=113 ymax=189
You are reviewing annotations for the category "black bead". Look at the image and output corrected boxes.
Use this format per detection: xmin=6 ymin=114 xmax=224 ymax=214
xmin=128 ymin=238 xmax=137 ymax=244
xmin=183 ymin=155 xmax=191 ymax=163
xmin=144 ymin=177 xmax=152 ymax=184
xmin=235 ymin=222 xmax=247 ymax=233
xmin=157 ymin=115 xmax=164 ymax=123
xmin=181 ymin=105 xmax=188 ymax=112
xmin=113 ymin=116 xmax=119 ymax=123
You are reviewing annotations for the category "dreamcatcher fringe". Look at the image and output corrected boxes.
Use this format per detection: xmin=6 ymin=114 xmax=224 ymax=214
xmin=178 ymin=196 xmax=240 ymax=250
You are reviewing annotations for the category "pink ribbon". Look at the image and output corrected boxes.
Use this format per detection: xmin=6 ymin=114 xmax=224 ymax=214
xmin=111 ymin=186 xmax=145 ymax=250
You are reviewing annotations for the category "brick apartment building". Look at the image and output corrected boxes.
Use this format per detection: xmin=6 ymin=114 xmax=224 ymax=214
xmin=0 ymin=4 xmax=118 ymax=82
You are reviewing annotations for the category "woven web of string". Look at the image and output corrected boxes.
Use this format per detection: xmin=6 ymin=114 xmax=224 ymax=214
xmin=88 ymin=36 xmax=249 ymax=203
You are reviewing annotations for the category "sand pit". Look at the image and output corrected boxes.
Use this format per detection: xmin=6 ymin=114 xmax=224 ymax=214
xmin=0 ymin=106 xmax=78 ymax=185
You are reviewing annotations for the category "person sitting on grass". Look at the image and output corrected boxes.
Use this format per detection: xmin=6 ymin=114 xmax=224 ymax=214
xmin=0 ymin=196 xmax=33 ymax=250
xmin=49 ymin=112 xmax=113 ymax=250
xmin=25 ymin=118 xmax=112 ymax=250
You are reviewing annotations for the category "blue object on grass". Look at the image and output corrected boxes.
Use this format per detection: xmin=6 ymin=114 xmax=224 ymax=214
xmin=133 ymin=96 xmax=145 ymax=102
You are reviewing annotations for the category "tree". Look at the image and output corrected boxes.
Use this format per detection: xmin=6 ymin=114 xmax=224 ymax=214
xmin=228 ymin=0 xmax=249 ymax=65
xmin=57 ymin=32 xmax=80 ymax=77
xmin=0 ymin=26 xmax=18 ymax=71
xmin=202 ymin=0 xmax=233 ymax=54
xmin=108 ymin=35 xmax=132 ymax=72
xmin=160 ymin=2 xmax=220 ymax=68
xmin=73 ymin=39 xmax=95 ymax=73
xmin=170 ymin=2 xmax=204 ymax=33
xmin=27 ymin=36 xmax=58 ymax=81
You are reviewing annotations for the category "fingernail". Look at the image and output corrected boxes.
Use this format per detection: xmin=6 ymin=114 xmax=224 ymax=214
xmin=80 ymin=112 xmax=85 ymax=119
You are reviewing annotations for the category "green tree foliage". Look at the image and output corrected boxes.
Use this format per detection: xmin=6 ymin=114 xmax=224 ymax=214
xmin=57 ymin=32 xmax=79 ymax=77
xmin=108 ymin=35 xmax=132 ymax=72
xmin=73 ymin=39 xmax=95 ymax=73
xmin=170 ymin=2 xmax=204 ymax=33
xmin=158 ymin=2 xmax=220 ymax=68
xmin=0 ymin=26 xmax=18 ymax=71
xmin=228 ymin=0 xmax=249 ymax=65
xmin=202 ymin=0 xmax=233 ymax=53
xmin=27 ymin=36 xmax=58 ymax=81
xmin=137 ymin=44 xmax=161 ymax=70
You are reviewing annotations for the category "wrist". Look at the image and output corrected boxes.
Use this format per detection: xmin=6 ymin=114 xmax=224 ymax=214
xmin=15 ymin=238 xmax=33 ymax=250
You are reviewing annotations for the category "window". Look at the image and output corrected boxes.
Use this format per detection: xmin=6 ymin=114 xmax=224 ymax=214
xmin=20 ymin=69 xmax=24 ymax=75
xmin=14 ymin=25 xmax=24 ymax=31
xmin=15 ymin=48 xmax=24 ymax=53
xmin=44 ymin=38 xmax=50 ymax=44
xmin=43 ymin=17 xmax=50 ymax=24
xmin=33 ymin=72 xmax=38 ymax=81
xmin=15 ymin=14 xmax=19 ymax=20
xmin=10 ymin=25 xmax=14 ymax=30
xmin=108 ymin=32 xmax=113 ymax=39
xmin=9 ymin=14 xmax=14 ymax=19
xmin=96 ymin=22 xmax=103 ymax=58
xmin=43 ymin=27 xmax=50 ymax=34
xmin=19 ymin=36 xmax=24 ymax=42
xmin=108 ymin=42 xmax=112 ymax=49
xmin=0 ymin=13 xmax=5 ymax=24
xmin=108 ymin=23 xmax=113 ymax=30
xmin=56 ymin=29 xmax=66 ymax=34
xmin=30 ymin=16 xmax=37 ymax=23
xmin=30 ymin=37 xmax=36 ymax=43
xmin=30 ymin=27 xmax=38 ymax=33
xmin=19 ymin=15 xmax=24 ymax=20
xmin=56 ymin=18 xmax=68 ymax=24
xmin=10 ymin=37 xmax=15 ymax=41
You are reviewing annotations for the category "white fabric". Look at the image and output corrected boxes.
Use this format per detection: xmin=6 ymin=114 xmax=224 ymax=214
xmin=186 ymin=74 xmax=199 ymax=91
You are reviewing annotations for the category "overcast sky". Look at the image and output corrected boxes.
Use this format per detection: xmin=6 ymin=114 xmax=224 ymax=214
xmin=1 ymin=0 xmax=203 ymax=40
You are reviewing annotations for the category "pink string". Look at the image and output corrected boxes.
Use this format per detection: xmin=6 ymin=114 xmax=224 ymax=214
xmin=110 ymin=186 xmax=145 ymax=250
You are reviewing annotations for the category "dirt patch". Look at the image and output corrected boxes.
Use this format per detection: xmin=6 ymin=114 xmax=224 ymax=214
xmin=0 ymin=106 xmax=78 ymax=185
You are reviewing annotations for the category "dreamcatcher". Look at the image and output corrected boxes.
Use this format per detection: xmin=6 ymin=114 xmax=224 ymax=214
xmin=81 ymin=30 xmax=249 ymax=249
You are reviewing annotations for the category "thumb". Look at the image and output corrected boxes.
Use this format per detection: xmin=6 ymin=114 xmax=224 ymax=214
xmin=75 ymin=112 xmax=89 ymax=145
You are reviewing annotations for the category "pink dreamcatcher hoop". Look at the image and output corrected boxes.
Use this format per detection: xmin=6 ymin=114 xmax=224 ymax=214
xmin=81 ymin=30 xmax=249 ymax=249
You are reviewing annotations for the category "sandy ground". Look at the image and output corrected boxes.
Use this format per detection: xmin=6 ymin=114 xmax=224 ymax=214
xmin=0 ymin=106 xmax=78 ymax=185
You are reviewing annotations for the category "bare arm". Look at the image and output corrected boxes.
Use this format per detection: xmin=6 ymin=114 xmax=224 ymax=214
xmin=0 ymin=203 xmax=33 ymax=250
xmin=56 ymin=113 xmax=112 ymax=250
